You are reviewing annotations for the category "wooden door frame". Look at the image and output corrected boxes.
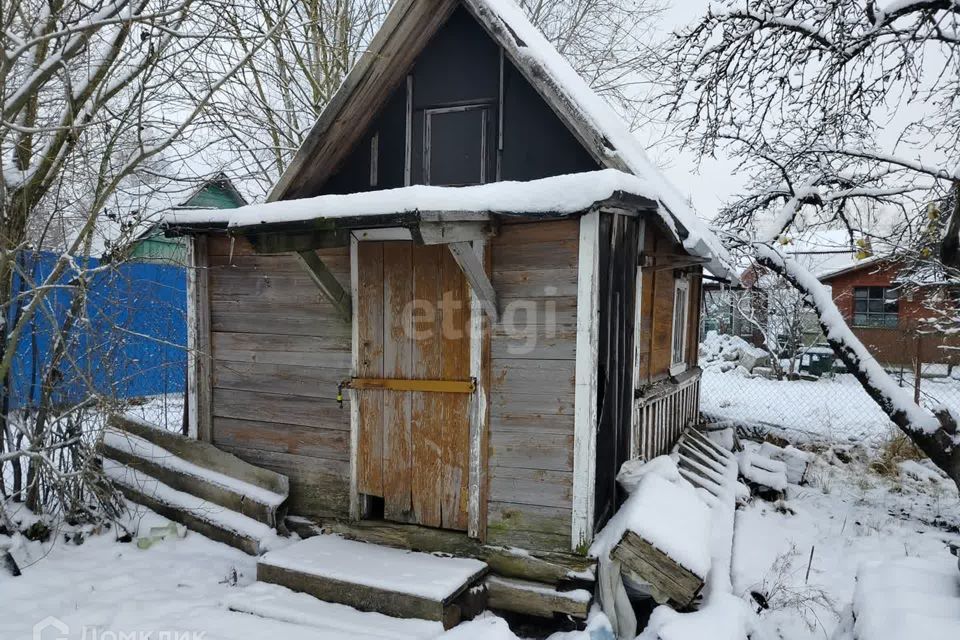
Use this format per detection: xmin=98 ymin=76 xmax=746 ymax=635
xmin=348 ymin=232 xmax=490 ymax=539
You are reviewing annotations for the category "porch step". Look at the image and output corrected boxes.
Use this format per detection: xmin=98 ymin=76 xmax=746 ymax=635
xmin=104 ymin=414 xmax=288 ymax=527
xmin=100 ymin=414 xmax=289 ymax=555
xmin=257 ymin=535 xmax=488 ymax=628
xmin=103 ymin=458 xmax=283 ymax=555
xmin=225 ymin=581 xmax=442 ymax=639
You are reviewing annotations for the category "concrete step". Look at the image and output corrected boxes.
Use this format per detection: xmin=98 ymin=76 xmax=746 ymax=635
xmin=257 ymin=535 xmax=488 ymax=628
xmin=102 ymin=423 xmax=286 ymax=527
xmin=103 ymin=458 xmax=283 ymax=555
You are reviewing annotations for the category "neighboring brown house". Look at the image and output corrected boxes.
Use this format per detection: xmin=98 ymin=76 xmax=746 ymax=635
xmin=821 ymin=258 xmax=960 ymax=367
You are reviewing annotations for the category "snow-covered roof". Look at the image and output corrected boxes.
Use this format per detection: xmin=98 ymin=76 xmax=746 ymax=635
xmin=461 ymin=0 xmax=733 ymax=277
xmin=170 ymin=0 xmax=735 ymax=279
xmin=166 ymin=169 xmax=732 ymax=275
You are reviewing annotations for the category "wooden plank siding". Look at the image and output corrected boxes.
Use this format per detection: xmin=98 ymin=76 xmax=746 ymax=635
xmin=632 ymin=223 xmax=705 ymax=461
xmin=206 ymin=236 xmax=353 ymax=518
xmin=486 ymin=219 xmax=578 ymax=552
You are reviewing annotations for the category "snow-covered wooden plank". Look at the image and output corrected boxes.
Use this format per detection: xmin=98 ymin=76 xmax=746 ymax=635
xmin=257 ymin=536 xmax=487 ymax=627
xmin=108 ymin=414 xmax=288 ymax=499
xmin=612 ymin=529 xmax=704 ymax=607
xmin=101 ymin=428 xmax=285 ymax=527
xmin=103 ymin=459 xmax=282 ymax=555
xmin=485 ymin=574 xmax=591 ymax=619
xmin=225 ymin=582 xmax=442 ymax=639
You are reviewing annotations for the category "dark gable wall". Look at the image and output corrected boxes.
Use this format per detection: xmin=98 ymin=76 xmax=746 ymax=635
xmin=317 ymin=6 xmax=598 ymax=196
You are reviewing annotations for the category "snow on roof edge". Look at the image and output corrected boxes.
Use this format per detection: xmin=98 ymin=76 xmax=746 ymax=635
xmin=471 ymin=0 xmax=734 ymax=277
xmin=164 ymin=169 xmax=731 ymax=276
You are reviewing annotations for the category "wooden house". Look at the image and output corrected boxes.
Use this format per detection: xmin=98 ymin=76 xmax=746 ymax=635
xmin=165 ymin=0 xmax=732 ymax=588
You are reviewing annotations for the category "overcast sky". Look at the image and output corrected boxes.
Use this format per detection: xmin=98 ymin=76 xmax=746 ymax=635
xmin=641 ymin=0 xmax=747 ymax=221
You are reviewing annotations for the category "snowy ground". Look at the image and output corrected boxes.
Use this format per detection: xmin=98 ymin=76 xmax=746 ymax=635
xmin=732 ymin=447 xmax=960 ymax=639
xmin=702 ymin=368 xmax=960 ymax=445
xmin=3 ymin=442 xmax=957 ymax=640
xmin=0 ymin=502 xmax=557 ymax=640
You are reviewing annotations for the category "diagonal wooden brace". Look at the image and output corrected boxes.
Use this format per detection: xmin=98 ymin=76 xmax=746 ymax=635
xmin=447 ymin=241 xmax=498 ymax=323
xmin=295 ymin=250 xmax=352 ymax=323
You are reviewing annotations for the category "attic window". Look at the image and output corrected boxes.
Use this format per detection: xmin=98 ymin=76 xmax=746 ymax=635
xmin=423 ymin=105 xmax=489 ymax=186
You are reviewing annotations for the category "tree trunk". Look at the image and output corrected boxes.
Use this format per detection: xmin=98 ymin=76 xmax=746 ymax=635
xmin=756 ymin=247 xmax=960 ymax=490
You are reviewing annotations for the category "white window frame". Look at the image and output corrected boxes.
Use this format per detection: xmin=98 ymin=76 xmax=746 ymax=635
xmin=670 ymin=276 xmax=690 ymax=376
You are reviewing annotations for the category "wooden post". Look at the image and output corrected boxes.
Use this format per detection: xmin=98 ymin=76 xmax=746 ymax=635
xmin=186 ymin=235 xmax=213 ymax=442
xmin=572 ymin=210 xmax=600 ymax=549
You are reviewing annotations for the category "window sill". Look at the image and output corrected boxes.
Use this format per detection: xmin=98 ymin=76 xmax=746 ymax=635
xmin=669 ymin=363 xmax=688 ymax=377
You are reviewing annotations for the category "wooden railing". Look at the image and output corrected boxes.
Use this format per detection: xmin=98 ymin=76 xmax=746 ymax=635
xmin=631 ymin=368 xmax=701 ymax=461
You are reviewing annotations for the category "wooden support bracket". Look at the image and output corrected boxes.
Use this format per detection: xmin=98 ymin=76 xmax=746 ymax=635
xmin=415 ymin=220 xmax=494 ymax=245
xmin=447 ymin=241 xmax=498 ymax=322
xmin=640 ymin=253 xmax=710 ymax=271
xmin=295 ymin=250 xmax=352 ymax=323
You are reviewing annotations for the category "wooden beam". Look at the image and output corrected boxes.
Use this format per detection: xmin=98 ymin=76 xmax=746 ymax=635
xmin=468 ymin=239 xmax=490 ymax=541
xmin=640 ymin=253 xmax=710 ymax=271
xmin=416 ymin=221 xmax=493 ymax=245
xmin=485 ymin=575 xmax=591 ymax=619
xmin=447 ymin=241 xmax=498 ymax=322
xmin=294 ymin=250 xmax=352 ymax=322
xmin=249 ymin=229 xmax=351 ymax=254
xmin=349 ymin=377 xmax=475 ymax=393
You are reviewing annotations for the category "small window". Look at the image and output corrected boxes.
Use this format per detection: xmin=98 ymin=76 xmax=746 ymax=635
xmin=852 ymin=286 xmax=898 ymax=328
xmin=423 ymin=106 xmax=489 ymax=186
xmin=671 ymin=277 xmax=690 ymax=375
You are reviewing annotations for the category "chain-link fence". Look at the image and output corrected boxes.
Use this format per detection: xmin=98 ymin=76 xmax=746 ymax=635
xmin=698 ymin=330 xmax=960 ymax=447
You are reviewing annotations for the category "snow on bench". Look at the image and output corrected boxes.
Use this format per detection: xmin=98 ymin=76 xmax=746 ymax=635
xmin=852 ymin=556 xmax=960 ymax=640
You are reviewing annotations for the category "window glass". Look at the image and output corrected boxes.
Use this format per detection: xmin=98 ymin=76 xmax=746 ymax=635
xmin=852 ymin=286 xmax=898 ymax=327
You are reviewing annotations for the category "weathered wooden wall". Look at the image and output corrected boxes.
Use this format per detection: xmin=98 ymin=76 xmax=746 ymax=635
xmin=486 ymin=219 xmax=578 ymax=552
xmin=635 ymin=226 xmax=703 ymax=386
xmin=205 ymin=235 xmax=352 ymax=518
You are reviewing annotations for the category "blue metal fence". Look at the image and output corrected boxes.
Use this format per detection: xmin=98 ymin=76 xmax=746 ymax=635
xmin=5 ymin=251 xmax=187 ymax=409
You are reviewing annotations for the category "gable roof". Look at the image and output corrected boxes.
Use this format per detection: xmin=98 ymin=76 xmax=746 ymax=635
xmin=818 ymin=256 xmax=887 ymax=283
xmin=240 ymin=0 xmax=734 ymax=278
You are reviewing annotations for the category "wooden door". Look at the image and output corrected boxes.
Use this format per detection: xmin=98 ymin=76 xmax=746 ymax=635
xmin=355 ymin=240 xmax=472 ymax=530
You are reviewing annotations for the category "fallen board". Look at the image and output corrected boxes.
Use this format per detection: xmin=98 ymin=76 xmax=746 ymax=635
xmin=103 ymin=458 xmax=282 ymax=555
xmin=485 ymin=575 xmax=591 ymax=619
xmin=102 ymin=428 xmax=286 ymax=527
xmin=257 ymin=535 xmax=488 ymax=628
xmin=611 ymin=529 xmax=704 ymax=608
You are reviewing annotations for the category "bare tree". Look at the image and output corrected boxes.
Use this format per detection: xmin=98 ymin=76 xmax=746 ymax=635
xmin=664 ymin=0 xmax=960 ymax=486
xmin=734 ymin=269 xmax=822 ymax=379
xmin=0 ymin=0 xmax=286 ymax=519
